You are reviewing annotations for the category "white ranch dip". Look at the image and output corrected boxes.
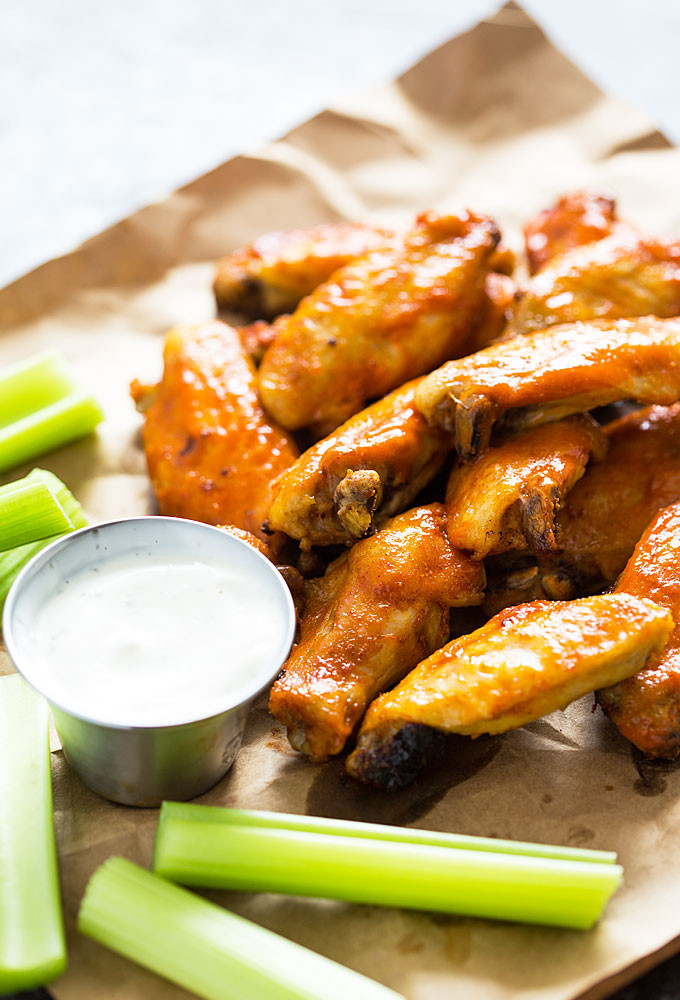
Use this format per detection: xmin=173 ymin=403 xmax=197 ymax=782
xmin=27 ymin=553 xmax=290 ymax=727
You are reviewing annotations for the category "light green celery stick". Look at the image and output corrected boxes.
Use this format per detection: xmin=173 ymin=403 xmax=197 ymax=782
xmin=153 ymin=816 xmax=622 ymax=930
xmin=0 ymin=674 xmax=66 ymax=992
xmin=0 ymin=477 xmax=73 ymax=552
xmin=0 ymin=469 xmax=87 ymax=611
xmin=0 ymin=352 xmax=77 ymax=430
xmin=0 ymin=392 xmax=104 ymax=474
xmin=159 ymin=802 xmax=617 ymax=865
xmin=79 ymin=858 xmax=404 ymax=1000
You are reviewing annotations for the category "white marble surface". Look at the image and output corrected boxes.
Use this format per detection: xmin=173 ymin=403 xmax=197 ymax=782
xmin=2 ymin=0 xmax=679 ymax=287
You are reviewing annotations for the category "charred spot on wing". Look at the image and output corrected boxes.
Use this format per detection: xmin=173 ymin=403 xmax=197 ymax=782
xmin=178 ymin=435 xmax=195 ymax=457
xmin=347 ymin=724 xmax=448 ymax=791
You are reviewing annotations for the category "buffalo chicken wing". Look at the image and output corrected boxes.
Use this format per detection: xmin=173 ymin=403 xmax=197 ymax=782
xmin=130 ymin=321 xmax=298 ymax=555
xmin=267 ymin=379 xmax=453 ymax=548
xmin=599 ymin=502 xmax=680 ymax=758
xmin=269 ymin=504 xmax=485 ymax=760
xmin=347 ymin=595 xmax=673 ymax=789
xmin=445 ymin=415 xmax=606 ymax=559
xmin=415 ymin=317 xmax=680 ymax=459
xmin=258 ymin=212 xmax=499 ymax=433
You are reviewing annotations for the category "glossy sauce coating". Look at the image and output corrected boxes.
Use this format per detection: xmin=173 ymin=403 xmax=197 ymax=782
xmin=509 ymin=233 xmax=680 ymax=336
xmin=483 ymin=404 xmax=680 ymax=613
xmin=269 ymin=504 xmax=485 ymax=760
xmin=415 ymin=317 xmax=680 ymax=457
xmin=445 ymin=415 xmax=606 ymax=558
xmin=130 ymin=321 xmax=298 ymax=554
xmin=213 ymin=222 xmax=393 ymax=319
xmin=599 ymin=502 xmax=680 ymax=757
xmin=523 ymin=190 xmax=618 ymax=274
xmin=267 ymin=379 xmax=453 ymax=548
xmin=347 ymin=594 xmax=673 ymax=787
xmin=258 ymin=211 xmax=499 ymax=432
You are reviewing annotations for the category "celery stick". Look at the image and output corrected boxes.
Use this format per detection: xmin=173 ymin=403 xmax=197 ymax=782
xmin=25 ymin=469 xmax=89 ymax=530
xmin=0 ymin=478 xmax=73 ymax=552
xmin=79 ymin=858 xmax=404 ymax=1000
xmin=0 ymin=352 xmax=76 ymax=431
xmin=0 ymin=470 xmax=87 ymax=611
xmin=0 ymin=674 xmax=66 ymax=992
xmin=154 ymin=817 xmax=622 ymax=929
xmin=0 ymin=392 xmax=104 ymax=474
xmin=159 ymin=802 xmax=617 ymax=865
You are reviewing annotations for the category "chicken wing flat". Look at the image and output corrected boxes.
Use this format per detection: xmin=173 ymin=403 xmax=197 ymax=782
xmin=445 ymin=415 xmax=606 ymax=559
xmin=346 ymin=594 xmax=673 ymax=789
xmin=258 ymin=211 xmax=500 ymax=433
xmin=213 ymin=222 xmax=393 ymax=319
xmin=415 ymin=316 xmax=680 ymax=459
xmin=509 ymin=233 xmax=680 ymax=337
xmin=523 ymin=190 xmax=618 ymax=274
xmin=130 ymin=320 xmax=298 ymax=555
xmin=598 ymin=502 xmax=680 ymax=758
xmin=267 ymin=379 xmax=453 ymax=548
xmin=484 ymin=404 xmax=680 ymax=613
xmin=269 ymin=504 xmax=485 ymax=760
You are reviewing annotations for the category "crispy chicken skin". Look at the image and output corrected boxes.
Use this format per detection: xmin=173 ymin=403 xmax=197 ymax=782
xmin=509 ymin=233 xmax=680 ymax=336
xmin=599 ymin=503 xmax=680 ymax=758
xmin=258 ymin=212 xmax=500 ymax=433
xmin=130 ymin=321 xmax=298 ymax=555
xmin=346 ymin=594 xmax=673 ymax=789
xmin=484 ymin=404 xmax=680 ymax=613
xmin=524 ymin=191 xmax=618 ymax=274
xmin=269 ymin=504 xmax=485 ymax=760
xmin=415 ymin=317 xmax=680 ymax=459
xmin=445 ymin=415 xmax=606 ymax=559
xmin=213 ymin=222 xmax=393 ymax=320
xmin=216 ymin=219 xmax=512 ymax=328
xmin=267 ymin=379 xmax=453 ymax=548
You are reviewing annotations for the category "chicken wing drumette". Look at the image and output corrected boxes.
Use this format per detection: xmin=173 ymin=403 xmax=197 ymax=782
xmin=445 ymin=415 xmax=606 ymax=559
xmin=347 ymin=595 xmax=672 ymax=789
xmin=266 ymin=379 xmax=453 ymax=549
xmin=523 ymin=190 xmax=619 ymax=274
xmin=269 ymin=504 xmax=485 ymax=760
xmin=598 ymin=502 xmax=680 ymax=758
xmin=214 ymin=222 xmax=394 ymax=319
xmin=484 ymin=404 xmax=680 ymax=613
xmin=130 ymin=320 xmax=298 ymax=556
xmin=415 ymin=317 xmax=680 ymax=459
xmin=258 ymin=211 xmax=499 ymax=433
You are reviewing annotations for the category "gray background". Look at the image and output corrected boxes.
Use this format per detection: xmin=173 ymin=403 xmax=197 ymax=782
xmin=2 ymin=0 xmax=680 ymax=288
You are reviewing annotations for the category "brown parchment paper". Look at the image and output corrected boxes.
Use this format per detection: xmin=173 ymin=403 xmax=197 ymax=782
xmin=2 ymin=4 xmax=680 ymax=999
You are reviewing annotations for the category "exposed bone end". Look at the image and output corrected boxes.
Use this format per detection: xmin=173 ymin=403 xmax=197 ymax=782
xmin=520 ymin=488 xmax=560 ymax=554
xmin=333 ymin=469 xmax=383 ymax=539
xmin=455 ymin=394 xmax=497 ymax=460
xmin=346 ymin=722 xmax=448 ymax=790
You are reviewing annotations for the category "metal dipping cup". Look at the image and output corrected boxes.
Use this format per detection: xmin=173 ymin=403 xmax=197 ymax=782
xmin=2 ymin=517 xmax=296 ymax=806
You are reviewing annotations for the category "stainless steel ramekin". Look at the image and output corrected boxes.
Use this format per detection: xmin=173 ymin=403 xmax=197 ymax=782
xmin=2 ymin=517 xmax=296 ymax=806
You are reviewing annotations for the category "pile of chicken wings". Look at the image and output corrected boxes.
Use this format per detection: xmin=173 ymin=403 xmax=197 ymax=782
xmin=132 ymin=191 xmax=680 ymax=790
